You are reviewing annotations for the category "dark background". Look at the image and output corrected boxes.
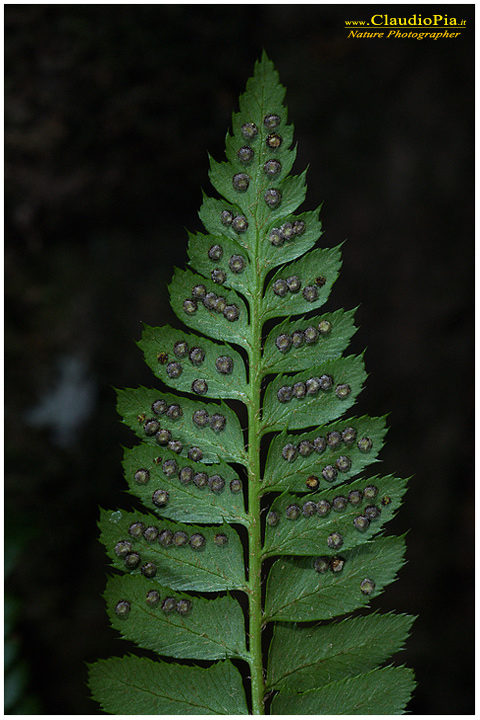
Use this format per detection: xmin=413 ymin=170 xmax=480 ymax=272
xmin=5 ymin=4 xmax=474 ymax=714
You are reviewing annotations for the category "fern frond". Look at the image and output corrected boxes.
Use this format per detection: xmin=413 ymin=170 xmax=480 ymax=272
xmin=88 ymin=51 xmax=415 ymax=715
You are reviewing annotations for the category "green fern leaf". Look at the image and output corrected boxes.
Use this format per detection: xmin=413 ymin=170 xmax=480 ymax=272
xmin=88 ymin=52 xmax=416 ymax=714
xmin=263 ymin=414 xmax=388 ymax=491
xmin=262 ymin=307 xmax=358 ymax=374
xmin=88 ymin=656 xmax=248 ymax=714
xmin=262 ymin=475 xmax=408 ymax=557
xmin=270 ymin=665 xmax=416 ymax=714
xmin=267 ymin=612 xmax=415 ymax=692
xmin=138 ymin=324 xmax=247 ymax=401
xmin=264 ymin=535 xmax=407 ymax=621
xmin=105 ymin=574 xmax=247 ymax=660
xmin=99 ymin=508 xmax=246 ymax=591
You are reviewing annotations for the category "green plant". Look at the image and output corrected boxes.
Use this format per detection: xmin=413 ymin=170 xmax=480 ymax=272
xmin=88 ymin=53 xmax=415 ymax=715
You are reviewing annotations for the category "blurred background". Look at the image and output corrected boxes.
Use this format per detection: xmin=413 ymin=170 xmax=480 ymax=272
xmin=4 ymin=4 xmax=474 ymax=714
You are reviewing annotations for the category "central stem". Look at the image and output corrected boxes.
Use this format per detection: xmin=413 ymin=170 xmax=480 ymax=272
xmin=247 ymin=262 xmax=265 ymax=714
